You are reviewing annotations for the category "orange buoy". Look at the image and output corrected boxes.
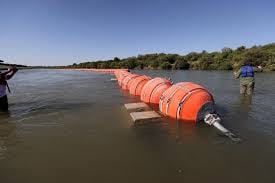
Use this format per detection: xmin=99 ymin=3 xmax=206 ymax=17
xmin=159 ymin=82 xmax=214 ymax=123
xmin=129 ymin=75 xmax=151 ymax=96
xmin=121 ymin=74 xmax=140 ymax=90
xmin=114 ymin=70 xmax=124 ymax=80
xmin=140 ymin=77 xmax=172 ymax=104
xmin=114 ymin=70 xmax=129 ymax=78
xmin=118 ymin=72 xmax=132 ymax=87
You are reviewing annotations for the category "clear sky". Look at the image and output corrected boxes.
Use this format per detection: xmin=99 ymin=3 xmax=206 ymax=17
xmin=1 ymin=0 xmax=274 ymax=66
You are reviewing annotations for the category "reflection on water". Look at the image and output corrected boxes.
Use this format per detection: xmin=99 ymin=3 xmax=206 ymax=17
xmin=0 ymin=114 xmax=16 ymax=160
xmin=0 ymin=69 xmax=275 ymax=183
xmin=239 ymin=95 xmax=253 ymax=113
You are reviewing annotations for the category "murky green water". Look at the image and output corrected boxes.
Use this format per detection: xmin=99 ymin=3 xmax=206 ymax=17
xmin=0 ymin=69 xmax=275 ymax=183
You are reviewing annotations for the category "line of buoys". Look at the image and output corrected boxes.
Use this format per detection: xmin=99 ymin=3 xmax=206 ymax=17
xmin=141 ymin=77 xmax=172 ymax=104
xmin=121 ymin=74 xmax=140 ymax=90
xmin=65 ymin=68 xmax=240 ymax=142
xmin=118 ymin=72 xmax=132 ymax=87
xmin=64 ymin=68 xmax=129 ymax=73
xmin=129 ymin=75 xmax=151 ymax=96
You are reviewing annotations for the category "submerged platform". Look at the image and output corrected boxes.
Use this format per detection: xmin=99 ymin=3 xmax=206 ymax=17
xmin=130 ymin=111 xmax=161 ymax=123
xmin=124 ymin=102 xmax=150 ymax=112
xmin=124 ymin=102 xmax=162 ymax=123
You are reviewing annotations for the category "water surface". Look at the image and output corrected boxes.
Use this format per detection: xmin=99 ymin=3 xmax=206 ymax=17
xmin=0 ymin=69 xmax=275 ymax=183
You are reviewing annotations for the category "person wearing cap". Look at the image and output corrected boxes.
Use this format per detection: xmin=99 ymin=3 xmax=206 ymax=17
xmin=234 ymin=58 xmax=263 ymax=95
xmin=0 ymin=67 xmax=18 ymax=111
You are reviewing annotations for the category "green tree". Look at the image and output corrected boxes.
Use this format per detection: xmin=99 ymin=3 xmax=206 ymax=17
xmin=160 ymin=62 xmax=172 ymax=69
xmin=174 ymin=58 xmax=190 ymax=69
xmin=67 ymin=43 xmax=275 ymax=71
xmin=114 ymin=57 xmax=120 ymax=62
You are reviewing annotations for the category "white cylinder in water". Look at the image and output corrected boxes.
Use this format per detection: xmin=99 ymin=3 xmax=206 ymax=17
xmin=213 ymin=122 xmax=229 ymax=134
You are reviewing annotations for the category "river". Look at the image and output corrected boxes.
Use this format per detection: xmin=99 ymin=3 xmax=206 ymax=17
xmin=0 ymin=69 xmax=275 ymax=183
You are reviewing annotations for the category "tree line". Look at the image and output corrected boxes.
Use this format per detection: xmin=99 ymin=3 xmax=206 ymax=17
xmin=66 ymin=43 xmax=275 ymax=71
xmin=0 ymin=60 xmax=27 ymax=70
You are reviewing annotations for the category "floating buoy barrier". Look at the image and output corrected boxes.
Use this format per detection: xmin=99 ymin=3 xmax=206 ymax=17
xmin=121 ymin=74 xmax=140 ymax=90
xmin=62 ymin=68 xmax=240 ymax=142
xmin=118 ymin=72 xmax=132 ymax=86
xmin=129 ymin=75 xmax=151 ymax=96
xmin=140 ymin=77 xmax=172 ymax=104
xmin=114 ymin=70 xmax=129 ymax=80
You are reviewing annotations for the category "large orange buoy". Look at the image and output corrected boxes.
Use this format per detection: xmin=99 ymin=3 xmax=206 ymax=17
xmin=115 ymin=71 xmax=125 ymax=80
xmin=115 ymin=70 xmax=128 ymax=80
xmin=114 ymin=70 xmax=122 ymax=80
xmin=118 ymin=72 xmax=132 ymax=86
xmin=140 ymin=77 xmax=172 ymax=104
xmin=129 ymin=75 xmax=151 ymax=96
xmin=121 ymin=74 xmax=140 ymax=90
xmin=159 ymin=82 xmax=214 ymax=123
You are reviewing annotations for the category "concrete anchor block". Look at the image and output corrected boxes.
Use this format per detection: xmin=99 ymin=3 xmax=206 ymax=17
xmin=130 ymin=111 xmax=161 ymax=123
xmin=124 ymin=102 xmax=151 ymax=112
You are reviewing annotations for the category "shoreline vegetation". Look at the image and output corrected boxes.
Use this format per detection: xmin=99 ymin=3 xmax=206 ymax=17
xmin=0 ymin=63 xmax=27 ymax=70
xmin=66 ymin=43 xmax=275 ymax=71
xmin=1 ymin=43 xmax=275 ymax=71
xmin=0 ymin=59 xmax=61 ymax=70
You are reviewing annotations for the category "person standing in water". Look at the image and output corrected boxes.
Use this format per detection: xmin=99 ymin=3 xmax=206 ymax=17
xmin=234 ymin=58 xmax=263 ymax=95
xmin=0 ymin=67 xmax=18 ymax=111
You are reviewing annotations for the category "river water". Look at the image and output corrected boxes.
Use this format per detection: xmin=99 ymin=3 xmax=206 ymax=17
xmin=0 ymin=69 xmax=275 ymax=183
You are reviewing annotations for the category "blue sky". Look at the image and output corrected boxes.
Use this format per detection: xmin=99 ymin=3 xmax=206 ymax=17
xmin=1 ymin=0 xmax=274 ymax=66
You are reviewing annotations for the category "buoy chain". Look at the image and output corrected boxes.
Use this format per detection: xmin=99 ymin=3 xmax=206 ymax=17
xmin=224 ymin=131 xmax=241 ymax=142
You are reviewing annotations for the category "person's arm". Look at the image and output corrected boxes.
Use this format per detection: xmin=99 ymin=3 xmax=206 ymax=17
xmin=234 ymin=69 xmax=241 ymax=79
xmin=0 ymin=68 xmax=12 ymax=77
xmin=253 ymin=66 xmax=263 ymax=72
xmin=6 ymin=67 xmax=18 ymax=80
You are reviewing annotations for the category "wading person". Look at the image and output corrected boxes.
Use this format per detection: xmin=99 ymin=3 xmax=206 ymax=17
xmin=0 ymin=67 xmax=18 ymax=111
xmin=234 ymin=58 xmax=262 ymax=95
